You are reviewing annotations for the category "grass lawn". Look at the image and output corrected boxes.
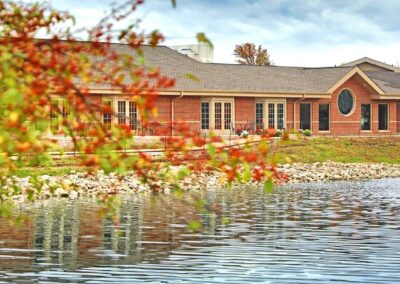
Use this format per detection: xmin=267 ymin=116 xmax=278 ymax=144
xmin=269 ymin=136 xmax=400 ymax=164
xmin=4 ymin=136 xmax=400 ymax=178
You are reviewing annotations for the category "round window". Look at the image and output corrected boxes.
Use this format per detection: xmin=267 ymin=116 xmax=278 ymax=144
xmin=338 ymin=89 xmax=354 ymax=115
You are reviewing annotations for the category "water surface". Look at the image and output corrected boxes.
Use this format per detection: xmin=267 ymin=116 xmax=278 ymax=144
xmin=1 ymin=178 xmax=400 ymax=283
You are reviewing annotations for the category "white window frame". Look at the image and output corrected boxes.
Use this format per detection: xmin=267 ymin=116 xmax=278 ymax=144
xmin=200 ymin=97 xmax=235 ymax=133
xmin=256 ymin=99 xmax=286 ymax=130
xmin=102 ymin=96 xmax=139 ymax=130
xmin=49 ymin=96 xmax=71 ymax=136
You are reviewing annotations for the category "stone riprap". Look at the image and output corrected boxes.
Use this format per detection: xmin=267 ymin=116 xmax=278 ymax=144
xmin=279 ymin=162 xmax=400 ymax=183
xmin=2 ymin=162 xmax=400 ymax=202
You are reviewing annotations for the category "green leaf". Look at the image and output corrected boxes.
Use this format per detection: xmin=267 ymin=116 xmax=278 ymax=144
xmin=196 ymin=32 xmax=213 ymax=48
xmin=188 ymin=220 xmax=201 ymax=232
xmin=263 ymin=179 xmax=274 ymax=193
xmin=206 ymin=144 xmax=216 ymax=157
xmin=184 ymin=73 xmax=199 ymax=82
xmin=177 ymin=166 xmax=190 ymax=180
xmin=222 ymin=217 xmax=230 ymax=225
xmin=2 ymin=88 xmax=22 ymax=105
xmin=242 ymin=163 xmax=251 ymax=183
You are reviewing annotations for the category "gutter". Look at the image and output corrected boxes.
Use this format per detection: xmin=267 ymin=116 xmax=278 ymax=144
xmin=293 ymin=93 xmax=306 ymax=130
xmin=171 ymin=91 xmax=184 ymax=136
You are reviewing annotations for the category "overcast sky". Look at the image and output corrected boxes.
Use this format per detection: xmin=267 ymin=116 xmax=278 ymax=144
xmin=46 ymin=0 xmax=400 ymax=67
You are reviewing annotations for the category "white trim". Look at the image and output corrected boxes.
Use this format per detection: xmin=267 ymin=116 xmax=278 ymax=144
xmin=85 ymin=89 xmax=331 ymax=98
xmin=256 ymin=99 xmax=287 ymax=130
xmin=200 ymin=97 xmax=235 ymax=134
xmin=327 ymin=67 xmax=385 ymax=95
xmin=104 ymin=96 xmax=139 ymax=130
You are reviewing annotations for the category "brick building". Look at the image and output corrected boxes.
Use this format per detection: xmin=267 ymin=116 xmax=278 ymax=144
xmin=67 ymin=44 xmax=400 ymax=136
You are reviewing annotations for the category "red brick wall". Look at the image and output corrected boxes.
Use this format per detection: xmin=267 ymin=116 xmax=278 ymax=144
xmin=235 ymin=97 xmax=255 ymax=125
xmin=293 ymin=74 xmax=399 ymax=135
xmin=153 ymin=96 xmax=171 ymax=121
xmin=397 ymin=102 xmax=400 ymax=132
xmin=286 ymin=99 xmax=295 ymax=129
xmin=153 ymin=95 xmax=201 ymax=134
xmin=87 ymin=94 xmax=101 ymax=105
xmin=93 ymin=81 xmax=399 ymax=136
xmin=174 ymin=96 xmax=201 ymax=132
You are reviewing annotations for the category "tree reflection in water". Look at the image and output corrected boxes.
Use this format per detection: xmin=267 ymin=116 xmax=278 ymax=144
xmin=0 ymin=179 xmax=400 ymax=283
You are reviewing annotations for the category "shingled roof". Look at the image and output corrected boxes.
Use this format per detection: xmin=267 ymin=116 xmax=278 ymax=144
xmin=365 ymin=71 xmax=400 ymax=94
xmin=89 ymin=44 xmax=353 ymax=94
xmin=85 ymin=43 xmax=400 ymax=95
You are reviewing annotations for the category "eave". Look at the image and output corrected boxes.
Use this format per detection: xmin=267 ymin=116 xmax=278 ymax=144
xmin=82 ymin=88 xmax=332 ymax=99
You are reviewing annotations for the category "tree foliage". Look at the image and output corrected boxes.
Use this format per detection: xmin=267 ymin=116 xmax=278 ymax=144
xmin=0 ymin=1 xmax=285 ymax=216
xmin=233 ymin=42 xmax=272 ymax=66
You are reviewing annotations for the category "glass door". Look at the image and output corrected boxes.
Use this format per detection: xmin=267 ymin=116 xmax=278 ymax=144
xmin=300 ymin=103 xmax=311 ymax=130
xmin=214 ymin=101 xmax=232 ymax=133
xmin=266 ymin=102 xmax=285 ymax=130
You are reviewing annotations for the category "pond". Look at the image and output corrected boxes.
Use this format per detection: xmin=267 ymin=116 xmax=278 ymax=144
xmin=1 ymin=178 xmax=400 ymax=283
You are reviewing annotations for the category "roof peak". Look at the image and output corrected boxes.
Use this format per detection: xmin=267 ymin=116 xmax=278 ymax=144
xmin=342 ymin=57 xmax=400 ymax=73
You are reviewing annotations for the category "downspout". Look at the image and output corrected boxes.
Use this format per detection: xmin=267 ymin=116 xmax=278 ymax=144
xmin=171 ymin=91 xmax=184 ymax=136
xmin=293 ymin=93 xmax=306 ymax=130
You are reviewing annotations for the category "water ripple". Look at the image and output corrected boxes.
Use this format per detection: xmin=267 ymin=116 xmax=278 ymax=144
xmin=0 ymin=178 xmax=400 ymax=283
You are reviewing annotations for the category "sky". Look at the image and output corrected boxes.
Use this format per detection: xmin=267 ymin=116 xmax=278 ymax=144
xmin=43 ymin=0 xmax=400 ymax=67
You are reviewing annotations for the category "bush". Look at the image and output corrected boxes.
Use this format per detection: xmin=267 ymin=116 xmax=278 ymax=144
xmin=275 ymin=130 xmax=282 ymax=137
xmin=303 ymin=129 xmax=312 ymax=136
xmin=281 ymin=131 xmax=290 ymax=141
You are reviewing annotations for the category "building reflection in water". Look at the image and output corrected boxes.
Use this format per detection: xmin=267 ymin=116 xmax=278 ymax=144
xmin=1 ymin=184 xmax=399 ymax=271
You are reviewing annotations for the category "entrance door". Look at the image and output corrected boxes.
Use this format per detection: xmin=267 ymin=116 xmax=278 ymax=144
xmin=214 ymin=101 xmax=232 ymax=134
xmin=266 ymin=102 xmax=285 ymax=130
xmin=300 ymin=103 xmax=311 ymax=130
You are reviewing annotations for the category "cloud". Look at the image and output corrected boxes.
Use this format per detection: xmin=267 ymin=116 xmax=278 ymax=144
xmin=45 ymin=0 xmax=400 ymax=67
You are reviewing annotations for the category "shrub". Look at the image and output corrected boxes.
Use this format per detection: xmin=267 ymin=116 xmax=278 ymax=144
xmin=281 ymin=131 xmax=290 ymax=141
xmin=303 ymin=129 xmax=312 ymax=137
xmin=275 ymin=130 xmax=282 ymax=137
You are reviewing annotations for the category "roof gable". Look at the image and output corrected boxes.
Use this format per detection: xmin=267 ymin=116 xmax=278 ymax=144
xmin=342 ymin=57 xmax=400 ymax=73
xmin=327 ymin=67 xmax=385 ymax=95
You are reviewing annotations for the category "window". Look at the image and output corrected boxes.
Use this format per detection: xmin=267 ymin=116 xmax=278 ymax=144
xmin=378 ymin=104 xmax=388 ymax=130
xmin=118 ymin=101 xmax=126 ymax=125
xmin=361 ymin=104 xmax=371 ymax=131
xmin=103 ymin=99 xmax=112 ymax=129
xmin=50 ymin=98 xmax=70 ymax=134
xmin=201 ymin=102 xmax=209 ymax=130
xmin=268 ymin=103 xmax=275 ymax=129
xmin=277 ymin=103 xmax=284 ymax=129
xmin=117 ymin=100 xmax=138 ymax=129
xmin=215 ymin=102 xmax=222 ymax=130
xmin=338 ymin=89 xmax=354 ymax=116
xmin=224 ymin=102 xmax=232 ymax=130
xmin=255 ymin=102 xmax=264 ymax=130
xmin=300 ymin=103 xmax=311 ymax=130
xmin=201 ymin=99 xmax=234 ymax=132
xmin=262 ymin=101 xmax=286 ymax=130
xmin=319 ymin=104 xmax=329 ymax=131
xmin=129 ymin=101 xmax=137 ymax=130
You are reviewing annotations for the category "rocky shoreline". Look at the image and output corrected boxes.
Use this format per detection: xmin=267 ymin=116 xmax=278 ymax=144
xmin=278 ymin=161 xmax=400 ymax=184
xmin=2 ymin=162 xmax=400 ymax=202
